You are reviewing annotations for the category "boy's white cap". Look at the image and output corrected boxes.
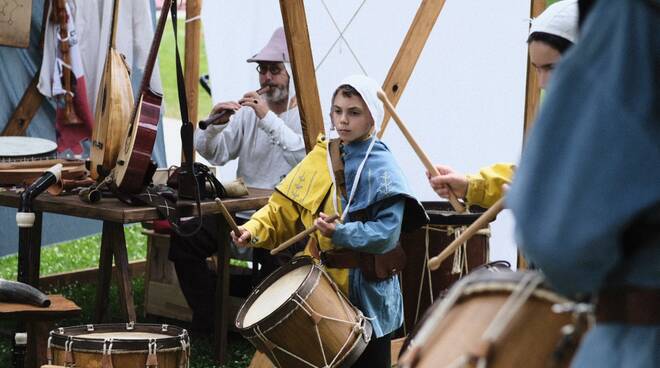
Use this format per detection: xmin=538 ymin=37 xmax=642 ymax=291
xmin=529 ymin=0 xmax=579 ymax=43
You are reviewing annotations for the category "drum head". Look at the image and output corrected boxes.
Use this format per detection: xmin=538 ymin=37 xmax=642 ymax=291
xmin=49 ymin=323 xmax=189 ymax=352
xmin=0 ymin=137 xmax=57 ymax=159
xmin=236 ymin=257 xmax=318 ymax=330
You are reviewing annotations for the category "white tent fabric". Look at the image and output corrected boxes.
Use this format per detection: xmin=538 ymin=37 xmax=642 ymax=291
xmin=200 ymin=0 xmax=531 ymax=266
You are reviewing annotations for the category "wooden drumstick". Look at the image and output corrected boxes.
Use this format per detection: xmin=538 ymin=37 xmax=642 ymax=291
xmin=376 ymin=90 xmax=465 ymax=213
xmin=428 ymin=198 xmax=504 ymax=271
xmin=214 ymin=197 xmax=241 ymax=236
xmin=270 ymin=214 xmax=340 ymax=255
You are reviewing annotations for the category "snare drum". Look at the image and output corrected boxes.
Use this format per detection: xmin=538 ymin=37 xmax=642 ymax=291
xmin=399 ymin=271 xmax=589 ymax=368
xmin=235 ymin=257 xmax=372 ymax=368
xmin=47 ymin=323 xmax=190 ymax=368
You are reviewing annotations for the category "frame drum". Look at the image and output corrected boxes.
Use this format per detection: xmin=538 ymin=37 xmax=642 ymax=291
xmin=236 ymin=257 xmax=372 ymax=368
xmin=399 ymin=271 xmax=589 ymax=368
xmin=0 ymin=137 xmax=57 ymax=160
xmin=47 ymin=323 xmax=190 ymax=368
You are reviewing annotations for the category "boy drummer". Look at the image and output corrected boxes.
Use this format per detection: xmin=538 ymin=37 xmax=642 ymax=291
xmin=233 ymin=75 xmax=427 ymax=367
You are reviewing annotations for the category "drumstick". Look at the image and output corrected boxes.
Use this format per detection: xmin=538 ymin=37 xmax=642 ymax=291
xmin=198 ymin=86 xmax=270 ymax=129
xmin=376 ymin=90 xmax=466 ymax=213
xmin=270 ymin=214 xmax=340 ymax=255
xmin=428 ymin=197 xmax=504 ymax=271
xmin=214 ymin=197 xmax=241 ymax=236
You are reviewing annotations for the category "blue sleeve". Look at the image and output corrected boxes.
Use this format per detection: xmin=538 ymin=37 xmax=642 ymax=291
xmin=332 ymin=199 xmax=405 ymax=254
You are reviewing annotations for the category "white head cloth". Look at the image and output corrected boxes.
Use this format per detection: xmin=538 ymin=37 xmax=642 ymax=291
xmin=327 ymin=75 xmax=384 ymax=220
xmin=530 ymin=0 xmax=579 ymax=44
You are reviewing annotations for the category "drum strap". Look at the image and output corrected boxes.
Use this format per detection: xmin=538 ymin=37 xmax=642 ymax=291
xmin=596 ymin=287 xmax=660 ymax=325
xmin=328 ymin=138 xmax=348 ymax=199
xmin=321 ymin=244 xmax=406 ymax=281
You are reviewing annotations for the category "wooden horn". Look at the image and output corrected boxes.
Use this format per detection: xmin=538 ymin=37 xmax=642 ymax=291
xmin=376 ymin=90 xmax=465 ymax=213
xmin=270 ymin=214 xmax=340 ymax=255
xmin=428 ymin=197 xmax=504 ymax=271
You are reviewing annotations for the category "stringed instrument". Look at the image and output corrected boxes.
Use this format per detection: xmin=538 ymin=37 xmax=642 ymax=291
xmin=52 ymin=0 xmax=82 ymax=125
xmin=113 ymin=0 xmax=171 ymax=194
xmin=89 ymin=0 xmax=134 ymax=179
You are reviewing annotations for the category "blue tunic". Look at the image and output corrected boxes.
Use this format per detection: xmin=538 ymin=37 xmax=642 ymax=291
xmin=331 ymin=138 xmax=427 ymax=337
xmin=508 ymin=0 xmax=660 ymax=366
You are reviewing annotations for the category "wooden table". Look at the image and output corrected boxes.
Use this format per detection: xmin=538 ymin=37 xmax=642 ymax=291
xmin=0 ymin=188 xmax=271 ymax=364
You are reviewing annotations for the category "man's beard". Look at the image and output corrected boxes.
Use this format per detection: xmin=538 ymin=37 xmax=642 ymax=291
xmin=263 ymin=84 xmax=288 ymax=103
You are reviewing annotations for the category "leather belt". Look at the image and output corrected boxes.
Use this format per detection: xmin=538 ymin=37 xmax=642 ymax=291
xmin=596 ymin=286 xmax=660 ymax=325
xmin=321 ymin=249 xmax=360 ymax=269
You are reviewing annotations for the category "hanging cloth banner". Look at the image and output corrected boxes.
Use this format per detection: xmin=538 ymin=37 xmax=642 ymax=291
xmin=37 ymin=0 xmax=94 ymax=155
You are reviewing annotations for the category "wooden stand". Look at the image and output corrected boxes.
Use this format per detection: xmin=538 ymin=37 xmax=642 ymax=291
xmin=143 ymin=230 xmax=193 ymax=321
xmin=0 ymin=295 xmax=81 ymax=368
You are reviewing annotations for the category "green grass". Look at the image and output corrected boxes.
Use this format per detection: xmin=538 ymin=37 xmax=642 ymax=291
xmin=0 ymin=225 xmax=147 ymax=280
xmin=159 ymin=18 xmax=213 ymax=121
xmin=0 ymin=225 xmax=254 ymax=367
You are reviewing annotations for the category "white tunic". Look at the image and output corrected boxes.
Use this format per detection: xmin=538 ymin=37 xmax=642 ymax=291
xmin=194 ymin=106 xmax=305 ymax=189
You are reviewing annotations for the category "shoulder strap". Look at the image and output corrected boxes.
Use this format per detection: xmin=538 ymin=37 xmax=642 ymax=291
xmin=328 ymin=138 xmax=347 ymax=200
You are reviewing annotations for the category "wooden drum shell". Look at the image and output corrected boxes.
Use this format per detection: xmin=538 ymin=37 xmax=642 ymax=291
xmin=236 ymin=257 xmax=372 ymax=368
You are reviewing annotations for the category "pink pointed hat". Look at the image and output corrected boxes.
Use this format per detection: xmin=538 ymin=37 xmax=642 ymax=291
xmin=246 ymin=27 xmax=290 ymax=63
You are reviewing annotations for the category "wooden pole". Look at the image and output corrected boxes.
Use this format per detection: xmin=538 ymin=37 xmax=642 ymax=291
xmin=523 ymin=0 xmax=547 ymax=136
xmin=2 ymin=2 xmax=51 ymax=136
xmin=183 ymin=0 xmax=202 ymax=163
xmin=428 ymin=198 xmax=504 ymax=270
xmin=378 ymin=0 xmax=447 ymax=139
xmin=280 ymin=0 xmax=324 ymax=153
xmin=518 ymin=0 xmax=547 ymax=269
xmin=378 ymin=91 xmax=465 ymax=213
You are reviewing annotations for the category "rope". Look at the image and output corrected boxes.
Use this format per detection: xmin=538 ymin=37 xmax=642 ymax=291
xmin=451 ymin=227 xmax=469 ymax=276
xmin=414 ymin=225 xmax=431 ymax=325
xmin=481 ymin=273 xmax=544 ymax=342
xmin=185 ymin=15 xmax=201 ymax=23
xmin=254 ymin=326 xmax=285 ymax=367
xmin=315 ymin=0 xmax=368 ymax=74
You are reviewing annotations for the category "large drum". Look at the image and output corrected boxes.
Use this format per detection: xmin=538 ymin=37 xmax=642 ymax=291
xmin=235 ymin=257 xmax=372 ymax=368
xmin=47 ymin=323 xmax=190 ymax=368
xmin=400 ymin=201 xmax=492 ymax=335
xmin=398 ymin=271 xmax=590 ymax=368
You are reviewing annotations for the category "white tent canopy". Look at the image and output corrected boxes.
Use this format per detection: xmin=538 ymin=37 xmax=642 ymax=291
xmin=194 ymin=0 xmax=532 ymax=266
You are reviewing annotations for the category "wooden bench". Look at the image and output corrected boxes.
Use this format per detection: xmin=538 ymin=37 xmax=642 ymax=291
xmin=0 ymin=295 xmax=81 ymax=368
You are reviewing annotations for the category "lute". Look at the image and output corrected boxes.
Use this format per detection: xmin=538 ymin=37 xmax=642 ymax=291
xmin=89 ymin=0 xmax=134 ymax=179
xmin=113 ymin=0 xmax=172 ymax=194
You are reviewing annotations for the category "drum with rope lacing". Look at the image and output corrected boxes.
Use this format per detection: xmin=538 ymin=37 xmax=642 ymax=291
xmin=47 ymin=322 xmax=191 ymax=368
xmin=398 ymin=270 xmax=591 ymax=368
xmin=235 ymin=256 xmax=372 ymax=368
xmin=399 ymin=201 xmax=493 ymax=337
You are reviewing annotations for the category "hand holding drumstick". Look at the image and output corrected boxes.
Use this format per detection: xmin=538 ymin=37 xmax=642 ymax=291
xmin=427 ymin=165 xmax=469 ymax=200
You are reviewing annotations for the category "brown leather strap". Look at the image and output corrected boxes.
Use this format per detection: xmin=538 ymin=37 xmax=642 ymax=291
xmin=328 ymin=139 xmax=348 ymax=199
xmin=321 ymin=249 xmax=361 ymax=269
xmin=596 ymin=287 xmax=660 ymax=325
xmin=321 ymin=244 xmax=406 ymax=281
